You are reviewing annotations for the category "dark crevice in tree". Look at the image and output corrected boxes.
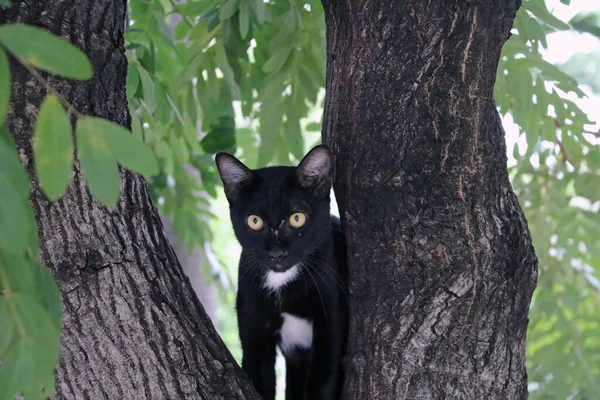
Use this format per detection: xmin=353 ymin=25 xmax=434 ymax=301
xmin=1 ymin=1 xmax=258 ymax=399
xmin=321 ymin=1 xmax=537 ymax=399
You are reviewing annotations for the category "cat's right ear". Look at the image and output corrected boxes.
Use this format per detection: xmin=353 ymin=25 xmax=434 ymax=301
xmin=215 ymin=153 xmax=254 ymax=202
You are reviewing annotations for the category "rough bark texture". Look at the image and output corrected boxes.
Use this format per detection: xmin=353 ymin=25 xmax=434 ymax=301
xmin=1 ymin=1 xmax=257 ymax=399
xmin=162 ymin=217 xmax=218 ymax=324
xmin=321 ymin=1 xmax=537 ymax=399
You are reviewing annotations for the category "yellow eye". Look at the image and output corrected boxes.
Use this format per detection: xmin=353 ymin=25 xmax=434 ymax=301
xmin=247 ymin=215 xmax=263 ymax=231
xmin=289 ymin=212 xmax=306 ymax=228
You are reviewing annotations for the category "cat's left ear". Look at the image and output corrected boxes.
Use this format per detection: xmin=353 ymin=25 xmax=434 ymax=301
xmin=296 ymin=145 xmax=332 ymax=197
xmin=215 ymin=152 xmax=255 ymax=202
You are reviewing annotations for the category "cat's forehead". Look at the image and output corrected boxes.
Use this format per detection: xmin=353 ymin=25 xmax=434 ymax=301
xmin=247 ymin=167 xmax=311 ymax=217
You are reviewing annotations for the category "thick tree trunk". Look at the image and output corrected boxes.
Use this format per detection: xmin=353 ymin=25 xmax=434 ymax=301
xmin=1 ymin=1 xmax=257 ymax=399
xmin=162 ymin=217 xmax=218 ymax=324
xmin=321 ymin=1 xmax=537 ymax=399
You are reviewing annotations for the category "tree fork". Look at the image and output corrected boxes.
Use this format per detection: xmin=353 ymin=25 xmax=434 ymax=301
xmin=321 ymin=1 xmax=538 ymax=399
xmin=1 ymin=1 xmax=258 ymax=398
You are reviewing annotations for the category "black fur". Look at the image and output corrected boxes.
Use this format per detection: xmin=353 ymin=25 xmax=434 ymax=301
xmin=216 ymin=146 xmax=348 ymax=400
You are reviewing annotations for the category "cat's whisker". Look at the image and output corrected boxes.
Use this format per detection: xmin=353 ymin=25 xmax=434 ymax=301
xmin=305 ymin=257 xmax=349 ymax=298
xmin=301 ymin=262 xmax=328 ymax=319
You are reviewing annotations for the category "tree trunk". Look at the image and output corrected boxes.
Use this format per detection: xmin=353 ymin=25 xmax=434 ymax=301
xmin=1 ymin=1 xmax=257 ymax=399
xmin=321 ymin=1 xmax=537 ymax=399
xmin=162 ymin=217 xmax=218 ymax=324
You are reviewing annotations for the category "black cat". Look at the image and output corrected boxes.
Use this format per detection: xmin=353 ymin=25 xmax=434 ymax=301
xmin=215 ymin=145 xmax=348 ymax=400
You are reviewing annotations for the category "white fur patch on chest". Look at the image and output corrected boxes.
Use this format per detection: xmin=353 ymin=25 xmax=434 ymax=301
xmin=278 ymin=312 xmax=313 ymax=354
xmin=263 ymin=264 xmax=300 ymax=291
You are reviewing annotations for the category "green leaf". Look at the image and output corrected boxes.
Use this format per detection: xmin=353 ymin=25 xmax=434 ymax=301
xmin=33 ymin=96 xmax=73 ymax=200
xmin=526 ymin=0 xmax=571 ymax=31
xmin=130 ymin=107 xmax=144 ymax=141
xmin=254 ymin=0 xmax=267 ymax=24
xmin=305 ymin=122 xmax=321 ymax=132
xmin=201 ymin=124 xmax=236 ymax=154
xmin=126 ymin=63 xmax=140 ymax=100
xmin=76 ymin=118 xmax=120 ymax=206
xmin=79 ymin=117 xmax=159 ymax=176
xmin=0 ymin=253 xmax=61 ymax=400
xmin=239 ymin=1 xmax=250 ymax=39
xmin=0 ymin=48 xmax=10 ymax=124
xmin=182 ymin=118 xmax=200 ymax=152
xmin=570 ymin=11 xmax=600 ymax=38
xmin=0 ymin=23 xmax=92 ymax=80
xmin=219 ymin=0 xmax=238 ymax=21
xmin=137 ymin=64 xmax=156 ymax=113
xmin=0 ymin=134 xmax=31 ymax=251
xmin=0 ymin=300 xmax=13 ymax=356
xmin=170 ymin=134 xmax=189 ymax=165
xmin=262 ymin=46 xmax=292 ymax=74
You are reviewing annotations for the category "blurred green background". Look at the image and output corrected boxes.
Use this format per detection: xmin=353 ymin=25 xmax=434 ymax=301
xmin=124 ymin=0 xmax=600 ymax=398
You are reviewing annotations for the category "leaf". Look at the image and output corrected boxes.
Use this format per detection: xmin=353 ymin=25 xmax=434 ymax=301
xmin=570 ymin=11 xmax=600 ymax=38
xmin=526 ymin=0 xmax=571 ymax=31
xmin=130 ymin=107 xmax=144 ymax=141
xmin=182 ymin=118 xmax=200 ymax=151
xmin=137 ymin=64 xmax=156 ymax=113
xmin=126 ymin=63 xmax=140 ymax=100
xmin=0 ymin=254 xmax=61 ymax=400
xmin=201 ymin=123 xmax=236 ymax=154
xmin=76 ymin=118 xmax=120 ymax=206
xmin=79 ymin=117 xmax=159 ymax=176
xmin=170 ymin=134 xmax=189 ymax=165
xmin=0 ymin=300 xmax=13 ymax=356
xmin=305 ymin=122 xmax=321 ymax=132
xmin=214 ymin=42 xmax=240 ymax=100
xmin=173 ymin=19 xmax=191 ymax=42
xmin=0 ymin=48 xmax=10 ymax=124
xmin=219 ymin=0 xmax=238 ymax=21
xmin=262 ymin=46 xmax=292 ymax=74
xmin=0 ymin=134 xmax=31 ymax=251
xmin=33 ymin=96 xmax=73 ymax=200
xmin=284 ymin=119 xmax=304 ymax=161
xmin=0 ymin=23 xmax=92 ymax=80
xmin=254 ymin=0 xmax=267 ymax=24
xmin=239 ymin=1 xmax=250 ymax=39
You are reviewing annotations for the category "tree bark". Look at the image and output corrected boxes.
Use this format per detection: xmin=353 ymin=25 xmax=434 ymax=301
xmin=321 ymin=1 xmax=537 ymax=399
xmin=1 ymin=1 xmax=257 ymax=399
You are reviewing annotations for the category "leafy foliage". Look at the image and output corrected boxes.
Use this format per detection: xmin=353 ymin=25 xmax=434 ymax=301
xmin=0 ymin=23 xmax=92 ymax=80
xmin=124 ymin=0 xmax=326 ymax=251
xmin=494 ymin=1 xmax=600 ymax=397
xmin=0 ymin=22 xmax=157 ymax=399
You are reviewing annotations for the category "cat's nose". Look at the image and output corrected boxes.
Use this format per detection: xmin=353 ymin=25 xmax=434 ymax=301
xmin=268 ymin=249 xmax=288 ymax=262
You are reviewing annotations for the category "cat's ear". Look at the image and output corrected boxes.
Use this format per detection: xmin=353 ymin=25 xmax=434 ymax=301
xmin=296 ymin=145 xmax=332 ymax=197
xmin=215 ymin=153 xmax=254 ymax=202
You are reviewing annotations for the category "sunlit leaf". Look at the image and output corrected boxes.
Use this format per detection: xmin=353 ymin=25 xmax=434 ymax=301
xmin=79 ymin=116 xmax=159 ymax=176
xmin=0 ymin=23 xmax=92 ymax=80
xmin=34 ymin=96 xmax=73 ymax=200
xmin=76 ymin=118 xmax=120 ymax=206
xmin=219 ymin=0 xmax=238 ymax=21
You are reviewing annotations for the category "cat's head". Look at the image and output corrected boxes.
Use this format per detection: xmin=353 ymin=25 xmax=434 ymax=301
xmin=215 ymin=145 xmax=333 ymax=273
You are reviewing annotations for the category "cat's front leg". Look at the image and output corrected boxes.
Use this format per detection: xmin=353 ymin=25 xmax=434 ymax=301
xmin=237 ymin=289 xmax=278 ymax=400
xmin=240 ymin=328 xmax=277 ymax=400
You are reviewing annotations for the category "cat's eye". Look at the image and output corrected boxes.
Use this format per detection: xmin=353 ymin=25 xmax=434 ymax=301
xmin=289 ymin=212 xmax=306 ymax=228
xmin=247 ymin=215 xmax=264 ymax=231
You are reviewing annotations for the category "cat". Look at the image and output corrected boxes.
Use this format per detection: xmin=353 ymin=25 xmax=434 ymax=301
xmin=215 ymin=145 xmax=348 ymax=400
